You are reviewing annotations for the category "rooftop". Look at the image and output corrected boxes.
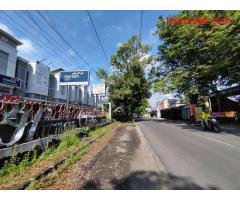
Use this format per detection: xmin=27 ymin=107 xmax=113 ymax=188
xmin=17 ymin=56 xmax=30 ymax=64
xmin=51 ymin=68 xmax=65 ymax=73
xmin=0 ymin=28 xmax=22 ymax=46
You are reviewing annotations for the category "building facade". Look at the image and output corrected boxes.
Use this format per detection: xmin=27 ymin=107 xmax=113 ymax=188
xmin=48 ymin=68 xmax=67 ymax=103
xmin=0 ymin=28 xmax=96 ymax=106
xmin=14 ymin=57 xmax=31 ymax=97
xmin=0 ymin=28 xmax=22 ymax=95
xmin=25 ymin=61 xmax=50 ymax=100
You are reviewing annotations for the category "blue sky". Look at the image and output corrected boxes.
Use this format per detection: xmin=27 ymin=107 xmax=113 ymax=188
xmin=0 ymin=10 xmax=179 ymax=107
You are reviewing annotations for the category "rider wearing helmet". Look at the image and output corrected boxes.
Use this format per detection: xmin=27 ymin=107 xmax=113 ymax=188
xmin=201 ymin=97 xmax=212 ymax=129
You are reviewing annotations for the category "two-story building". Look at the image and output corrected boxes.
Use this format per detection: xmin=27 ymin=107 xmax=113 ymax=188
xmin=25 ymin=61 xmax=50 ymax=100
xmin=0 ymin=28 xmax=22 ymax=95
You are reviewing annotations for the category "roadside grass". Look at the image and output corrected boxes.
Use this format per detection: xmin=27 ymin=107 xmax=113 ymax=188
xmin=26 ymin=145 xmax=90 ymax=190
xmin=25 ymin=125 xmax=114 ymax=189
xmin=0 ymin=122 xmax=115 ymax=189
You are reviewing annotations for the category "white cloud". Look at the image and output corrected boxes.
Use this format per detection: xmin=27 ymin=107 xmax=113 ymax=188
xmin=0 ymin=23 xmax=38 ymax=58
xmin=143 ymin=27 xmax=159 ymax=49
xmin=67 ymin=49 xmax=76 ymax=56
xmin=116 ymin=42 xmax=122 ymax=48
xmin=17 ymin=38 xmax=36 ymax=55
xmin=0 ymin=23 xmax=14 ymax=35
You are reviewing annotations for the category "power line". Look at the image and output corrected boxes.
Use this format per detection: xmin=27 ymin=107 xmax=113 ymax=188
xmin=86 ymin=10 xmax=111 ymax=68
xmin=139 ymin=10 xmax=143 ymax=41
xmin=36 ymin=11 xmax=96 ymax=74
xmin=1 ymin=11 xmax=85 ymax=70
xmin=21 ymin=11 xmax=90 ymax=71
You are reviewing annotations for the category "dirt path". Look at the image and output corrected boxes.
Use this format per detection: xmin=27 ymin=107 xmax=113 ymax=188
xmin=80 ymin=124 xmax=167 ymax=189
xmin=46 ymin=122 xmax=167 ymax=190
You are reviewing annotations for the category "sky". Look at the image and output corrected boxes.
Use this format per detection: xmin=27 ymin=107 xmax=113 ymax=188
xmin=0 ymin=10 xmax=179 ymax=107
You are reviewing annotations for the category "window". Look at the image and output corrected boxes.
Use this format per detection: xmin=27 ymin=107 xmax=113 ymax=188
xmin=0 ymin=50 xmax=8 ymax=75
xmin=25 ymin=71 xmax=29 ymax=89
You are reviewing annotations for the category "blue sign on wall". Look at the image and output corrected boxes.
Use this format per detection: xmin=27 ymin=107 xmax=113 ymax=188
xmin=0 ymin=74 xmax=21 ymax=88
xmin=59 ymin=71 xmax=89 ymax=86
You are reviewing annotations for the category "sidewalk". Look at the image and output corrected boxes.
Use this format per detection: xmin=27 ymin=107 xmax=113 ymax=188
xmin=81 ymin=123 xmax=169 ymax=189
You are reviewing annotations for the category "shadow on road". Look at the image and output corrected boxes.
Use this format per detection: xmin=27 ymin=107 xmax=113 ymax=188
xmin=81 ymin=170 xmax=219 ymax=190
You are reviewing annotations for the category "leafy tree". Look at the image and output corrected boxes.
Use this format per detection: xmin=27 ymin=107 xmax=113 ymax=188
xmin=104 ymin=35 xmax=152 ymax=120
xmin=96 ymin=68 xmax=108 ymax=81
xmin=151 ymin=11 xmax=240 ymax=103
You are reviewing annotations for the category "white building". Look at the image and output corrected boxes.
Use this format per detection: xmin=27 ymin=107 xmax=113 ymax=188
xmin=69 ymin=85 xmax=82 ymax=105
xmin=49 ymin=68 xmax=89 ymax=105
xmin=159 ymin=99 xmax=185 ymax=109
xmin=25 ymin=61 xmax=50 ymax=100
xmin=80 ymin=85 xmax=88 ymax=105
xmin=162 ymin=99 xmax=176 ymax=109
xmin=48 ymin=68 xmax=67 ymax=103
xmin=0 ymin=28 xmax=22 ymax=94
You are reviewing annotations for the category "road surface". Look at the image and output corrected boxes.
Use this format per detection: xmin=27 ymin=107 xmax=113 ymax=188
xmin=138 ymin=118 xmax=240 ymax=189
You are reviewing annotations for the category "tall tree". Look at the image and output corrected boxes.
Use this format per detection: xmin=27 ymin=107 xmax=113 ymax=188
xmin=96 ymin=68 xmax=108 ymax=81
xmin=106 ymin=35 xmax=152 ymax=120
xmin=151 ymin=11 xmax=240 ymax=102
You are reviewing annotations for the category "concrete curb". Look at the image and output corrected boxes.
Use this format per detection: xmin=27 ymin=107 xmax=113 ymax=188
xmin=135 ymin=123 xmax=168 ymax=174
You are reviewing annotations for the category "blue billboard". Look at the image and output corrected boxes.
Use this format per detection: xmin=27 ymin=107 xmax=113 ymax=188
xmin=0 ymin=74 xmax=21 ymax=88
xmin=59 ymin=70 xmax=89 ymax=86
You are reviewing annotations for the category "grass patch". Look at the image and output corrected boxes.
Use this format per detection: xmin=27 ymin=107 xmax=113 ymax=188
xmin=0 ymin=123 xmax=115 ymax=189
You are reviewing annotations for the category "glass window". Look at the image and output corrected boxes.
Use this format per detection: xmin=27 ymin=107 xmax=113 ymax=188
xmin=0 ymin=50 xmax=8 ymax=75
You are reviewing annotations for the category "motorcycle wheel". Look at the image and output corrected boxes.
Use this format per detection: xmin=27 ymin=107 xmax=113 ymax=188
xmin=214 ymin=125 xmax=222 ymax=133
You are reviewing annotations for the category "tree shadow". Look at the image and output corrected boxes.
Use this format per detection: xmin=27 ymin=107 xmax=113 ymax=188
xmin=81 ymin=171 xmax=219 ymax=190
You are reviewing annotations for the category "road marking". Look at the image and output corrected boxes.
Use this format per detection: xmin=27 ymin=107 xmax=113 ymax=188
xmin=143 ymin=120 xmax=237 ymax=149
xmin=199 ymin=135 xmax=235 ymax=148
xmin=180 ymin=128 xmax=236 ymax=148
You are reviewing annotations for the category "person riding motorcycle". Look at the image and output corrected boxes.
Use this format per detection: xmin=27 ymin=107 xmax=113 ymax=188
xmin=201 ymin=105 xmax=212 ymax=130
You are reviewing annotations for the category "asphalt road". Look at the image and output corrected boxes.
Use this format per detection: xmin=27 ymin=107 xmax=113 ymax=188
xmin=138 ymin=118 xmax=240 ymax=189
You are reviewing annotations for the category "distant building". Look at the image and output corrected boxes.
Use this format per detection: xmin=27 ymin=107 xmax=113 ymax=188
xmin=0 ymin=28 xmax=22 ymax=94
xmin=175 ymin=99 xmax=185 ymax=108
xmin=162 ymin=99 xmax=176 ymax=109
xmin=156 ymin=101 xmax=164 ymax=109
xmin=25 ymin=61 xmax=50 ymax=100
xmin=157 ymin=98 xmax=185 ymax=110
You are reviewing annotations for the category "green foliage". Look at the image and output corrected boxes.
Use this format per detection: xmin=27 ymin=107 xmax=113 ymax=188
xmin=57 ymin=131 xmax=80 ymax=150
xmin=106 ymin=35 xmax=152 ymax=120
xmin=152 ymin=11 xmax=240 ymax=102
xmin=0 ymin=151 xmax=38 ymax=184
xmin=96 ymin=68 xmax=108 ymax=81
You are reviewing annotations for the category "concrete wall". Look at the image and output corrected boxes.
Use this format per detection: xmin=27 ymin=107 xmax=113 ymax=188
xmin=26 ymin=61 xmax=50 ymax=97
xmin=0 ymin=40 xmax=18 ymax=78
